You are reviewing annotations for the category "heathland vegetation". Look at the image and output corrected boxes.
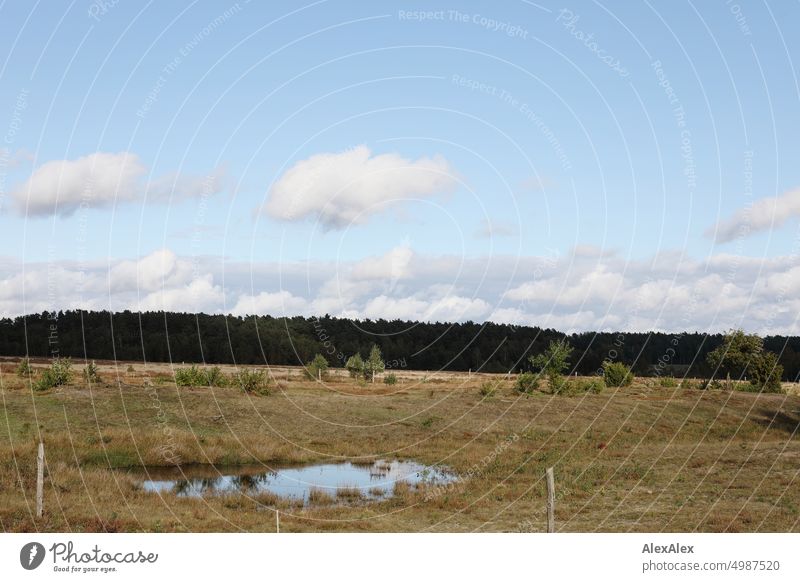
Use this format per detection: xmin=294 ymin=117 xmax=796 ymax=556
xmin=1 ymin=352 xmax=797 ymax=532
xmin=1 ymin=327 xmax=796 ymax=532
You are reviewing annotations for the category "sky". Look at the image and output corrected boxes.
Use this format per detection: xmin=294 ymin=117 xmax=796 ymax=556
xmin=1 ymin=0 xmax=799 ymax=333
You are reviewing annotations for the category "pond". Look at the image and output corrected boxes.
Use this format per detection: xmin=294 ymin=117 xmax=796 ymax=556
xmin=131 ymin=459 xmax=456 ymax=504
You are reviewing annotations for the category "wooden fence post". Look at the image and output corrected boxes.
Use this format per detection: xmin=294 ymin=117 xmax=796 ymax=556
xmin=36 ymin=442 xmax=44 ymax=519
xmin=276 ymin=510 xmax=280 ymax=533
xmin=546 ymin=467 xmax=555 ymax=533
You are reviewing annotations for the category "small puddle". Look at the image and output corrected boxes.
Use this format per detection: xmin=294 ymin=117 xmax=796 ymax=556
xmin=131 ymin=460 xmax=456 ymax=504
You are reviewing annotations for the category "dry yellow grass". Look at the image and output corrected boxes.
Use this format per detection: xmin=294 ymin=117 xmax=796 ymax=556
xmin=0 ymin=358 xmax=798 ymax=532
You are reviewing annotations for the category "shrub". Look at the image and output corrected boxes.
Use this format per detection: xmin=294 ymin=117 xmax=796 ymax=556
xmin=602 ymin=361 xmax=633 ymax=387
xmin=345 ymin=353 xmax=365 ymax=378
xmin=233 ymin=369 xmax=270 ymax=395
xmin=583 ymin=378 xmax=605 ymax=394
xmin=549 ymin=373 xmax=568 ymax=394
xmin=201 ymin=366 xmax=227 ymax=387
xmin=515 ymin=372 xmax=539 ymax=393
xmin=383 ymin=373 xmax=398 ymax=385
xmin=555 ymin=377 xmax=605 ymax=396
xmin=479 ymin=381 xmax=498 ymax=397
xmin=16 ymin=358 xmax=34 ymax=378
xmin=658 ymin=375 xmax=677 ymax=387
xmin=83 ymin=361 xmax=100 ymax=384
xmin=174 ymin=365 xmax=202 ymax=386
xmin=747 ymin=351 xmax=784 ymax=393
xmin=306 ymin=354 xmax=330 ymax=380
xmin=35 ymin=358 xmax=73 ymax=391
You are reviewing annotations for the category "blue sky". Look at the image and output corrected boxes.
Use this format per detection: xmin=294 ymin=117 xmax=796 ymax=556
xmin=1 ymin=1 xmax=799 ymax=332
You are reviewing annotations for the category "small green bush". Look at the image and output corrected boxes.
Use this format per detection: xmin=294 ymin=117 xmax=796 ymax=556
xmin=515 ymin=372 xmax=540 ymax=393
xmin=383 ymin=373 xmax=398 ymax=385
xmin=202 ymin=366 xmax=227 ymax=387
xmin=175 ymin=365 xmax=229 ymax=387
xmin=233 ymin=369 xmax=270 ymax=395
xmin=747 ymin=351 xmax=784 ymax=393
xmin=658 ymin=375 xmax=677 ymax=387
xmin=306 ymin=354 xmax=330 ymax=380
xmin=35 ymin=358 xmax=73 ymax=391
xmin=174 ymin=365 xmax=201 ymax=386
xmin=35 ymin=372 xmax=56 ymax=391
xmin=479 ymin=381 xmax=498 ymax=397
xmin=16 ymin=358 xmax=34 ymax=378
xmin=583 ymin=378 xmax=606 ymax=394
xmin=555 ymin=377 xmax=605 ymax=396
xmin=549 ymin=373 xmax=568 ymax=394
xmin=83 ymin=361 xmax=100 ymax=384
xmin=602 ymin=361 xmax=633 ymax=387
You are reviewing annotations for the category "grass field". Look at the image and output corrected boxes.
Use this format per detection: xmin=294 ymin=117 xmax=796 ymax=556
xmin=1 ymin=357 xmax=798 ymax=532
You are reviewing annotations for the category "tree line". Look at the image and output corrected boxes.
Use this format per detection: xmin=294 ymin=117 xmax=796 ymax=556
xmin=2 ymin=310 xmax=800 ymax=380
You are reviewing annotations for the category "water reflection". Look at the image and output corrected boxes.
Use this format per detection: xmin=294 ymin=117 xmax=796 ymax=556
xmin=133 ymin=459 xmax=455 ymax=504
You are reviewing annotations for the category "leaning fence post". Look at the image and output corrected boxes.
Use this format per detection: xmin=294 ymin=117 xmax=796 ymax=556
xmin=36 ymin=442 xmax=44 ymax=519
xmin=276 ymin=509 xmax=280 ymax=533
xmin=546 ymin=467 xmax=555 ymax=533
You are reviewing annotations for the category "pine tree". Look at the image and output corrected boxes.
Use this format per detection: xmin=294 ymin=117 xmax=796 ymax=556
xmin=364 ymin=344 xmax=385 ymax=383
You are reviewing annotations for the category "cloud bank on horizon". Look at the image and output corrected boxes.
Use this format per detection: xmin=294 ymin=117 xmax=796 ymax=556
xmin=2 ymin=244 xmax=799 ymax=335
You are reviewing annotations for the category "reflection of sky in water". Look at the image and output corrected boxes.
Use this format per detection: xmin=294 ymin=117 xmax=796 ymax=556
xmin=139 ymin=460 xmax=455 ymax=503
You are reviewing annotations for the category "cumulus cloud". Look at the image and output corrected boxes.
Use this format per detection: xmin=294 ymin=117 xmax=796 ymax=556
xmin=12 ymin=152 xmax=145 ymax=216
xmin=263 ymin=145 xmax=457 ymax=227
xmin=10 ymin=152 xmax=225 ymax=216
xmin=707 ymin=187 xmax=800 ymax=243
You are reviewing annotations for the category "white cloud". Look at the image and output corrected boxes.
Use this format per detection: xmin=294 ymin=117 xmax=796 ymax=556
xmin=707 ymin=187 xmax=800 ymax=243
xmin=232 ymin=290 xmax=309 ymax=316
xmin=108 ymin=248 xmax=186 ymax=293
xmin=351 ymin=242 xmax=413 ymax=282
xmin=13 ymin=152 xmax=145 ymax=216
xmin=10 ymin=152 xmax=225 ymax=216
xmin=4 ymin=245 xmax=800 ymax=334
xmin=505 ymin=264 xmax=624 ymax=307
xmin=145 ymin=165 xmax=226 ymax=202
xmin=362 ymin=294 xmax=490 ymax=322
xmin=263 ymin=145 xmax=458 ymax=227
xmin=137 ymin=275 xmax=225 ymax=313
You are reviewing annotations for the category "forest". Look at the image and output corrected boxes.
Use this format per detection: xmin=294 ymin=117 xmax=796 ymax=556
xmin=2 ymin=310 xmax=800 ymax=380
